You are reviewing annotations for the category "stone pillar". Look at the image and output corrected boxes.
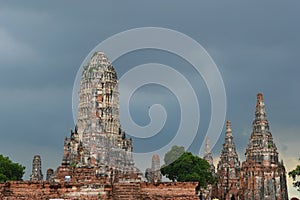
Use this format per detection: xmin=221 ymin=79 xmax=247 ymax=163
xmin=151 ymin=154 xmax=162 ymax=184
xmin=145 ymin=154 xmax=162 ymax=183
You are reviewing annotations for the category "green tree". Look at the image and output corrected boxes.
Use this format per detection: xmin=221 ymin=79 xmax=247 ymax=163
xmin=289 ymin=159 xmax=300 ymax=191
xmin=164 ymin=145 xmax=185 ymax=165
xmin=161 ymin=151 xmax=216 ymax=190
xmin=0 ymin=154 xmax=25 ymax=182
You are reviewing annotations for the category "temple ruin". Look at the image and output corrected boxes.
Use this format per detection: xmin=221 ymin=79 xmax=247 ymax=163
xmin=217 ymin=120 xmax=241 ymax=199
xmin=203 ymin=137 xmax=218 ymax=199
xmin=145 ymin=154 xmax=162 ymax=184
xmin=239 ymin=93 xmax=288 ymax=200
xmin=213 ymin=93 xmax=289 ymax=200
xmin=60 ymin=52 xmax=134 ymax=171
xmin=0 ymin=51 xmax=290 ymax=199
xmin=30 ymin=155 xmax=43 ymax=181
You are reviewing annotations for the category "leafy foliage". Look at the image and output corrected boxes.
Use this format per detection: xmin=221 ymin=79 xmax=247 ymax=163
xmin=163 ymin=145 xmax=185 ymax=166
xmin=289 ymin=159 xmax=300 ymax=191
xmin=0 ymin=154 xmax=25 ymax=182
xmin=161 ymin=151 xmax=215 ymax=189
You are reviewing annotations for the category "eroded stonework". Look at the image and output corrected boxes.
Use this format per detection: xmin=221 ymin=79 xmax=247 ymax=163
xmin=46 ymin=168 xmax=54 ymax=182
xmin=239 ymin=93 xmax=288 ymax=200
xmin=203 ymin=137 xmax=217 ymax=199
xmin=145 ymin=154 xmax=162 ymax=184
xmin=217 ymin=121 xmax=241 ymax=199
xmin=61 ymin=52 xmax=134 ymax=172
xmin=0 ymin=51 xmax=290 ymax=199
xmin=30 ymin=155 xmax=43 ymax=181
xmin=0 ymin=181 xmax=200 ymax=200
xmin=215 ymin=93 xmax=289 ymax=200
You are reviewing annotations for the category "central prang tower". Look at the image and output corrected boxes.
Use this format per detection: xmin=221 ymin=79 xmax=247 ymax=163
xmin=77 ymin=51 xmax=120 ymax=138
xmin=60 ymin=52 xmax=134 ymax=172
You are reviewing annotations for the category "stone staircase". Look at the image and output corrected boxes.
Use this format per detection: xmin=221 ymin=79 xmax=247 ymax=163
xmin=113 ymin=182 xmax=141 ymax=200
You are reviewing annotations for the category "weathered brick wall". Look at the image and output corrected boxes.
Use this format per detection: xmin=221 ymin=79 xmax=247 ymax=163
xmin=0 ymin=181 xmax=112 ymax=200
xmin=140 ymin=182 xmax=199 ymax=200
xmin=0 ymin=181 xmax=199 ymax=200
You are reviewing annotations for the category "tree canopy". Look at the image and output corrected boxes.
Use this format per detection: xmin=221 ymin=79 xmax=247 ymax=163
xmin=161 ymin=151 xmax=215 ymax=189
xmin=0 ymin=154 xmax=25 ymax=182
xmin=289 ymin=159 xmax=300 ymax=191
xmin=163 ymin=145 xmax=185 ymax=166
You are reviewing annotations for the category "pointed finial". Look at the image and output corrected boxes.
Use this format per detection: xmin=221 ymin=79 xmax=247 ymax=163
xmin=256 ymin=92 xmax=264 ymax=107
xmin=255 ymin=92 xmax=266 ymax=116
xmin=225 ymin=120 xmax=233 ymax=139
xmin=226 ymin=120 xmax=231 ymax=131
xmin=75 ymin=124 xmax=78 ymax=134
xmin=205 ymin=137 xmax=211 ymax=154
xmin=257 ymin=92 xmax=263 ymax=100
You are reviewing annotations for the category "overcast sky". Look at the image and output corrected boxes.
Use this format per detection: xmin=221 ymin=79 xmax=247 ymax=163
xmin=0 ymin=0 xmax=299 ymax=197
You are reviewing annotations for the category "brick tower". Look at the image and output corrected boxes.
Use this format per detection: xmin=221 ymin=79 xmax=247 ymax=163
xmin=217 ymin=121 xmax=241 ymax=200
xmin=60 ymin=52 xmax=134 ymax=171
xmin=240 ymin=93 xmax=288 ymax=200
xmin=30 ymin=155 xmax=43 ymax=181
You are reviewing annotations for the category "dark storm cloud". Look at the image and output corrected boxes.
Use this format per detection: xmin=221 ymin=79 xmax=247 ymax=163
xmin=0 ymin=0 xmax=299 ymax=196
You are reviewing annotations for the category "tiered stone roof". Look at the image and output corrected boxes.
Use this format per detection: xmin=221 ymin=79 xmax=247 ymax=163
xmin=217 ymin=120 xmax=241 ymax=199
xmin=30 ymin=155 xmax=43 ymax=181
xmin=60 ymin=52 xmax=134 ymax=173
xmin=215 ymin=93 xmax=288 ymax=200
xmin=239 ymin=93 xmax=288 ymax=200
xmin=204 ymin=137 xmax=215 ymax=174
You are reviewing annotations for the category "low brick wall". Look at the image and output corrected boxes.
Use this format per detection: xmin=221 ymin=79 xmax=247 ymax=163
xmin=0 ymin=180 xmax=199 ymax=199
xmin=141 ymin=182 xmax=199 ymax=200
xmin=0 ymin=180 xmax=112 ymax=200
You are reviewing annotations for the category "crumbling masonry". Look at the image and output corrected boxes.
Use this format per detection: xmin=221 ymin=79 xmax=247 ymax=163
xmin=30 ymin=155 xmax=43 ymax=181
xmin=214 ymin=93 xmax=288 ymax=200
xmin=0 ymin=52 xmax=290 ymax=200
xmin=60 ymin=52 xmax=134 ymax=172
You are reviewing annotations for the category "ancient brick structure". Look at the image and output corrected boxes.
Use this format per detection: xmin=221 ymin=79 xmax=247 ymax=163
xmin=140 ymin=182 xmax=200 ymax=200
xmin=30 ymin=155 xmax=43 ymax=181
xmin=202 ymin=137 xmax=217 ymax=199
xmin=215 ymin=94 xmax=289 ymax=200
xmin=239 ymin=93 xmax=288 ymax=200
xmin=204 ymin=137 xmax=216 ymax=174
xmin=217 ymin=121 xmax=241 ymax=200
xmin=151 ymin=154 xmax=162 ymax=184
xmin=0 ymin=181 xmax=200 ymax=199
xmin=46 ymin=168 xmax=54 ymax=181
xmin=0 ymin=51 xmax=290 ymax=199
xmin=145 ymin=154 xmax=162 ymax=184
xmin=60 ymin=52 xmax=134 ymax=172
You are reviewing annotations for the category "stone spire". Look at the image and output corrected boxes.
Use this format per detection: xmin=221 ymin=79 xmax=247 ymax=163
xmin=202 ymin=137 xmax=217 ymax=199
xmin=203 ymin=137 xmax=215 ymax=173
xmin=253 ymin=92 xmax=269 ymax=133
xmin=145 ymin=154 xmax=162 ymax=183
xmin=219 ymin=121 xmax=240 ymax=172
xmin=246 ymin=93 xmax=277 ymax=165
xmin=240 ymin=93 xmax=288 ymax=200
xmin=30 ymin=155 xmax=43 ymax=181
xmin=216 ymin=120 xmax=240 ymax=199
xmin=151 ymin=154 xmax=162 ymax=183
